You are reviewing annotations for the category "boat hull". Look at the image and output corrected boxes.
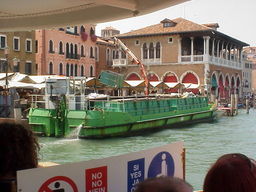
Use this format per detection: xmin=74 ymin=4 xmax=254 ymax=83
xmin=79 ymin=110 xmax=215 ymax=139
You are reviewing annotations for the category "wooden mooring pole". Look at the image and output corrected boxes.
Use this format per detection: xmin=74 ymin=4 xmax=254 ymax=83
xmin=230 ymin=94 xmax=235 ymax=116
xmin=246 ymin=98 xmax=250 ymax=114
xmin=234 ymin=94 xmax=238 ymax=115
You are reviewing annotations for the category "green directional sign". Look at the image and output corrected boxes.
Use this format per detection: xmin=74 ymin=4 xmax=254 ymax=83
xmin=99 ymin=70 xmax=124 ymax=88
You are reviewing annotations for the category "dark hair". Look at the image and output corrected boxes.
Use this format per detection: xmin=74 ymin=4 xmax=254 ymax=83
xmin=203 ymin=153 xmax=256 ymax=192
xmin=0 ymin=121 xmax=39 ymax=177
xmin=134 ymin=176 xmax=193 ymax=192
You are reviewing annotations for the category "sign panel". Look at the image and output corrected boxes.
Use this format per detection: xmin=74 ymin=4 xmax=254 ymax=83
xmin=17 ymin=141 xmax=184 ymax=192
xmin=127 ymin=158 xmax=145 ymax=192
xmin=86 ymin=166 xmax=107 ymax=192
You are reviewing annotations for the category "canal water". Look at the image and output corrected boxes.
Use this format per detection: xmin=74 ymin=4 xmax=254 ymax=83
xmin=39 ymin=109 xmax=256 ymax=190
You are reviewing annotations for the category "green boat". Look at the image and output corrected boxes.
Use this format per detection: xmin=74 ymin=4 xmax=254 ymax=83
xmin=28 ymin=76 xmax=216 ymax=139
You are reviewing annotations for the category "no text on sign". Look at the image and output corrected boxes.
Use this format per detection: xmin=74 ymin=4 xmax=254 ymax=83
xmin=38 ymin=176 xmax=78 ymax=192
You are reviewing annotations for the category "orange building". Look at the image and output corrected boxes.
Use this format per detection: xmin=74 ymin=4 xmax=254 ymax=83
xmin=111 ymin=18 xmax=248 ymax=99
xmin=36 ymin=25 xmax=97 ymax=77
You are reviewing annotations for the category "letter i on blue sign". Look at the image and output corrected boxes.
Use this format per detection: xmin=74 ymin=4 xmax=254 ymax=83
xmin=127 ymin=158 xmax=145 ymax=192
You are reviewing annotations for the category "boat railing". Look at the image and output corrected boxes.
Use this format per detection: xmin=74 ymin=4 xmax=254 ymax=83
xmin=29 ymin=94 xmax=210 ymax=113
xmin=29 ymin=94 xmax=46 ymax=108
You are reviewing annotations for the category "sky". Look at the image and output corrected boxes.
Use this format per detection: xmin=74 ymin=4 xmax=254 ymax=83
xmin=96 ymin=0 xmax=256 ymax=46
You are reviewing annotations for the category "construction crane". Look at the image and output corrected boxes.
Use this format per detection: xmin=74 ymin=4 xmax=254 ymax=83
xmin=113 ymin=37 xmax=149 ymax=95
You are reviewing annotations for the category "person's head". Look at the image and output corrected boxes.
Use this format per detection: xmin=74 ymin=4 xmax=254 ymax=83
xmin=0 ymin=121 xmax=39 ymax=178
xmin=134 ymin=176 xmax=193 ymax=192
xmin=203 ymin=153 xmax=256 ymax=192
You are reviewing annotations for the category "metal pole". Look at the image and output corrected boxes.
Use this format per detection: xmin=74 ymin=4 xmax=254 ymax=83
xmin=4 ymin=47 xmax=9 ymax=118
xmin=4 ymin=47 xmax=9 ymax=90
xmin=5 ymin=60 xmax=8 ymax=89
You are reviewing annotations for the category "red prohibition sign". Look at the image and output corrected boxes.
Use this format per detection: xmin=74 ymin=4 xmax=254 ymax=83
xmin=39 ymin=176 xmax=78 ymax=192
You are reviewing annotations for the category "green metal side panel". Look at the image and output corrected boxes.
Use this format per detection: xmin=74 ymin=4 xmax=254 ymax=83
xmin=131 ymin=119 xmax=166 ymax=131
xmin=79 ymin=124 xmax=130 ymax=138
xmin=66 ymin=110 xmax=87 ymax=135
xmin=28 ymin=108 xmax=56 ymax=136
xmin=84 ymin=111 xmax=135 ymax=127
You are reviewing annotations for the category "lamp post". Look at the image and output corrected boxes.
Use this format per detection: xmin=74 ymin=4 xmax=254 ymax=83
xmin=4 ymin=47 xmax=9 ymax=90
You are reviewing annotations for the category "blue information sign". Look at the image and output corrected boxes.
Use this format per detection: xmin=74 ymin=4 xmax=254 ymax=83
xmin=147 ymin=151 xmax=175 ymax=178
xmin=127 ymin=158 xmax=145 ymax=192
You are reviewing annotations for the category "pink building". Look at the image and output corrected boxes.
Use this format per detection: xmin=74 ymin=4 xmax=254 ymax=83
xmin=36 ymin=25 xmax=98 ymax=77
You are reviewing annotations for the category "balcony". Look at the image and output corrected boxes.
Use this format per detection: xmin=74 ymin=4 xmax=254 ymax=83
xmin=142 ymin=58 xmax=161 ymax=65
xmin=180 ymin=54 xmax=242 ymax=69
xmin=113 ymin=59 xmax=128 ymax=67
xmin=66 ymin=53 xmax=81 ymax=60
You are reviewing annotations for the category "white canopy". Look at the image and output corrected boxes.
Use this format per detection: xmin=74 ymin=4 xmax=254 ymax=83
xmin=124 ymin=80 xmax=145 ymax=87
xmin=0 ymin=80 xmax=45 ymax=89
xmin=0 ymin=0 xmax=188 ymax=31
xmin=183 ymin=83 xmax=199 ymax=89
xmin=164 ymin=82 xmax=179 ymax=88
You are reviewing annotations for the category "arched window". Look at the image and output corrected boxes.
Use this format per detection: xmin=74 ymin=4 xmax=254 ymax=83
xmin=81 ymin=45 xmax=85 ymax=57
xmin=49 ymin=62 xmax=53 ymax=75
xmin=127 ymin=73 xmax=140 ymax=80
xmin=74 ymin=26 xmax=78 ymax=34
xmin=49 ymin=40 xmax=54 ymax=53
xmin=90 ymin=47 xmax=94 ymax=58
xmin=143 ymin=43 xmax=148 ymax=59
xmin=75 ymin=44 xmax=77 ymax=59
xmin=148 ymin=73 xmax=159 ymax=81
xmin=116 ymin=50 xmax=119 ymax=59
xmin=70 ymin=44 xmax=74 ymax=58
xmin=90 ymin=66 xmax=94 ymax=77
xmin=182 ymin=72 xmax=198 ymax=84
xmin=106 ymin=49 xmax=111 ymax=65
xmin=66 ymin=43 xmax=69 ymax=58
xmin=112 ymin=50 xmax=116 ymax=59
xmin=80 ymin=25 xmax=85 ymax=33
xmin=59 ymin=63 xmax=63 ymax=75
xmin=121 ymin=50 xmax=126 ymax=59
xmin=59 ymin=41 xmax=63 ymax=54
xmin=70 ymin=64 xmax=74 ymax=76
xmin=95 ymin=47 xmax=98 ymax=60
xmin=149 ymin=42 xmax=154 ymax=59
xmin=66 ymin=63 xmax=70 ymax=76
xmin=90 ymin=27 xmax=95 ymax=35
xmin=75 ymin=64 xmax=78 ymax=76
xmin=74 ymin=44 xmax=78 ymax=58
xmin=156 ymin=42 xmax=161 ymax=58
xmin=81 ymin=65 xmax=84 ymax=76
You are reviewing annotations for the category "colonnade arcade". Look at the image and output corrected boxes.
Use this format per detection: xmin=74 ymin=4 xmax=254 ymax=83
xmin=211 ymin=72 xmax=241 ymax=99
xmin=126 ymin=71 xmax=200 ymax=94
xmin=179 ymin=36 xmax=243 ymax=64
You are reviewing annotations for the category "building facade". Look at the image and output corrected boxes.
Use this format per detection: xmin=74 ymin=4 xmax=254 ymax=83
xmin=101 ymin=26 xmax=120 ymax=38
xmin=111 ymin=18 xmax=248 ymax=99
xmin=0 ymin=31 xmax=36 ymax=75
xmin=241 ymin=52 xmax=253 ymax=96
xmin=36 ymin=25 xmax=97 ymax=77
xmin=243 ymin=47 xmax=256 ymax=94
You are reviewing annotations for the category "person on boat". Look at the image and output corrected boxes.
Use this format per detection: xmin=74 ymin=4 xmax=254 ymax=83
xmin=203 ymin=153 xmax=256 ymax=192
xmin=0 ymin=121 xmax=40 ymax=192
xmin=134 ymin=176 xmax=193 ymax=192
